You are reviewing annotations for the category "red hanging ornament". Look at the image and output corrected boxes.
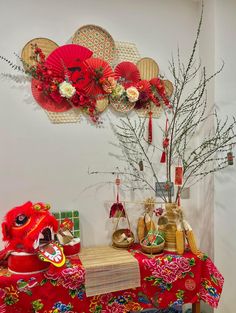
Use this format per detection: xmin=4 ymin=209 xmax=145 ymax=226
xmin=148 ymin=111 xmax=153 ymax=144
xmin=160 ymin=117 xmax=169 ymax=163
xmin=160 ymin=137 xmax=169 ymax=163
xmin=109 ymin=175 xmax=126 ymax=218
xmin=175 ymin=166 xmax=183 ymax=186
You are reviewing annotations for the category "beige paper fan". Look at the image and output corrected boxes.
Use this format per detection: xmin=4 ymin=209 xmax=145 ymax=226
xmin=72 ymin=24 xmax=115 ymax=64
xmin=21 ymin=38 xmax=58 ymax=70
xmin=136 ymin=57 xmax=159 ymax=80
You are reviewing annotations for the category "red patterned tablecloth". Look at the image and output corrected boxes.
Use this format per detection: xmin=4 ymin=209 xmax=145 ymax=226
xmin=0 ymin=245 xmax=224 ymax=313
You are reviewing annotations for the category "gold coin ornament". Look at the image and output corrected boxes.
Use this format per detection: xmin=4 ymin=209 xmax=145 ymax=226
xmin=136 ymin=57 xmax=159 ymax=80
xmin=21 ymin=38 xmax=58 ymax=70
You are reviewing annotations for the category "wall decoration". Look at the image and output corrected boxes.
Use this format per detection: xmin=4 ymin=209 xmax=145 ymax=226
xmin=0 ymin=25 xmax=171 ymax=124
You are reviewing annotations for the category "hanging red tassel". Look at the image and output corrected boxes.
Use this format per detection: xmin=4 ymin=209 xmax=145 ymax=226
xmin=160 ymin=116 xmax=169 ymax=163
xmin=148 ymin=111 xmax=153 ymax=144
xmin=160 ymin=151 xmax=166 ymax=163
xmin=160 ymin=137 xmax=169 ymax=163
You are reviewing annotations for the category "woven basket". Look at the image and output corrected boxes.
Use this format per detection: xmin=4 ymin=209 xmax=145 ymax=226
xmin=140 ymin=239 xmax=165 ymax=254
xmin=112 ymin=229 xmax=135 ymax=249
xmin=112 ymin=209 xmax=134 ymax=249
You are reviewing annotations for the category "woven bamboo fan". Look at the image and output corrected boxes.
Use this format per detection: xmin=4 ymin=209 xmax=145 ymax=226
xmin=110 ymin=100 xmax=135 ymax=113
xmin=83 ymin=97 xmax=109 ymax=117
xmin=136 ymin=57 xmax=159 ymax=80
xmin=163 ymin=79 xmax=174 ymax=97
xmin=72 ymin=24 xmax=116 ymax=64
xmin=114 ymin=41 xmax=141 ymax=66
xmin=21 ymin=38 xmax=58 ymax=70
xmin=45 ymin=109 xmax=81 ymax=124
xmin=136 ymin=103 xmax=163 ymax=119
xmin=96 ymin=97 xmax=109 ymax=113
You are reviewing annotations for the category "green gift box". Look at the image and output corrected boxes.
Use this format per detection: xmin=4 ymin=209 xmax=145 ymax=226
xmin=52 ymin=210 xmax=80 ymax=238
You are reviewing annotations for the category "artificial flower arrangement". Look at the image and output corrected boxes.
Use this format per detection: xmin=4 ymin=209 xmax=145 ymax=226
xmin=1 ymin=43 xmax=171 ymax=122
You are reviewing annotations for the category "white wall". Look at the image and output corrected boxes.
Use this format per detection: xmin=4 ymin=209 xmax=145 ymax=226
xmin=214 ymin=0 xmax=236 ymax=312
xmin=1 ymin=1 xmax=230 ymax=311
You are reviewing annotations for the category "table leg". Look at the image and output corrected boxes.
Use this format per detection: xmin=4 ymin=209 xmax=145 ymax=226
xmin=192 ymin=302 xmax=200 ymax=313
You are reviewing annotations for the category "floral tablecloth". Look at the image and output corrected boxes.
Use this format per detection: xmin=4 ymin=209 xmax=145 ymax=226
xmin=0 ymin=245 xmax=224 ymax=313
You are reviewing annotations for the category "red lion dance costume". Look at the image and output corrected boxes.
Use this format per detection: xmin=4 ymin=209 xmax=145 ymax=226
xmin=0 ymin=201 xmax=64 ymax=273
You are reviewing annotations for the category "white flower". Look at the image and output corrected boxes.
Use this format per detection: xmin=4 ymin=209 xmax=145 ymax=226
xmin=59 ymin=81 xmax=76 ymax=99
xmin=126 ymin=86 xmax=139 ymax=103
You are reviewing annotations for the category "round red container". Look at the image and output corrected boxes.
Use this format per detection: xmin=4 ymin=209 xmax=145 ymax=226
xmin=63 ymin=241 xmax=80 ymax=257
xmin=8 ymin=252 xmax=49 ymax=274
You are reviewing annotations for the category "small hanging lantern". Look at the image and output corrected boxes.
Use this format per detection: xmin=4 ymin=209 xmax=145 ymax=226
xmin=175 ymin=162 xmax=183 ymax=186
xmin=227 ymin=151 xmax=234 ymax=165
xmin=139 ymin=160 xmax=144 ymax=171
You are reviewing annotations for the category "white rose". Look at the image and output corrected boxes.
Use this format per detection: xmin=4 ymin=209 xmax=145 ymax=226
xmin=126 ymin=86 xmax=139 ymax=103
xmin=59 ymin=81 xmax=76 ymax=99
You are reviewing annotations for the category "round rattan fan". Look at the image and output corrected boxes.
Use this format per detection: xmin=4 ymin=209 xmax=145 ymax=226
xmin=136 ymin=57 xmax=159 ymax=80
xmin=21 ymin=37 xmax=58 ymax=70
xmin=72 ymin=24 xmax=115 ymax=64
xmin=163 ymin=79 xmax=174 ymax=97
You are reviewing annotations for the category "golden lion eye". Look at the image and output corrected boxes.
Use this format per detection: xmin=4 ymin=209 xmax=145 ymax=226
xmin=15 ymin=214 xmax=28 ymax=226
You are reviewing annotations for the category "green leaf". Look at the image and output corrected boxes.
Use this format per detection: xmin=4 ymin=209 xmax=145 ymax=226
xmin=50 ymin=279 xmax=57 ymax=286
xmin=40 ymin=278 xmax=47 ymax=286
xmin=211 ymin=274 xmax=219 ymax=286
xmin=189 ymin=258 xmax=196 ymax=266
xmin=69 ymin=289 xmax=77 ymax=298
xmin=166 ymin=283 xmax=172 ymax=291
xmin=189 ymin=271 xmax=195 ymax=278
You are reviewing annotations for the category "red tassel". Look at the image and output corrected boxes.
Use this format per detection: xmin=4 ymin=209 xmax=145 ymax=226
xmin=148 ymin=111 xmax=153 ymax=144
xmin=160 ymin=151 xmax=166 ymax=163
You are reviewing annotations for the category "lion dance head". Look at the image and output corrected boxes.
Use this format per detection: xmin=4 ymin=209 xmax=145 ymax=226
xmin=1 ymin=201 xmax=58 ymax=253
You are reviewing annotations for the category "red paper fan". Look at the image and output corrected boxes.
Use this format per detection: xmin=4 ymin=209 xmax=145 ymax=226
xmin=31 ymin=79 xmax=72 ymax=112
xmin=150 ymin=77 xmax=165 ymax=93
xmin=84 ymin=58 xmax=114 ymax=97
xmin=136 ymin=80 xmax=151 ymax=94
xmin=114 ymin=61 xmax=140 ymax=85
xmin=45 ymin=44 xmax=93 ymax=76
